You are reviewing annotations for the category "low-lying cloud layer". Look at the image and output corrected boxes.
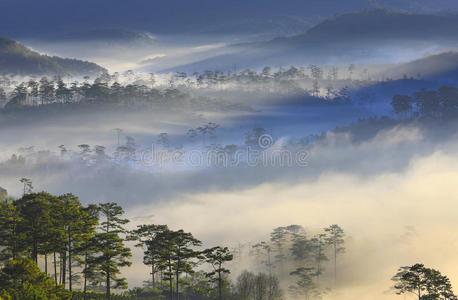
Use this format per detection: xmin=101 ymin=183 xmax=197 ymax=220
xmin=127 ymin=148 xmax=458 ymax=299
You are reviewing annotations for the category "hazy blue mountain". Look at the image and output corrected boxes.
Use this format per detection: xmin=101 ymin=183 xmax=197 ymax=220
xmin=159 ymin=9 xmax=458 ymax=73
xmin=272 ymin=9 xmax=458 ymax=46
xmin=381 ymin=52 xmax=458 ymax=81
xmin=0 ymin=37 xmax=107 ymax=76
xmin=349 ymin=51 xmax=458 ymax=109
xmin=51 ymin=28 xmax=156 ymax=45
xmin=200 ymin=15 xmax=316 ymax=40
xmin=1 ymin=0 xmax=457 ymax=38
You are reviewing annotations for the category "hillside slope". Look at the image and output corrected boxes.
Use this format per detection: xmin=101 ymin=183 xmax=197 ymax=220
xmin=157 ymin=10 xmax=458 ymax=73
xmin=0 ymin=37 xmax=106 ymax=76
xmin=53 ymin=28 xmax=156 ymax=44
xmin=268 ymin=10 xmax=458 ymax=47
xmin=380 ymin=52 xmax=458 ymax=80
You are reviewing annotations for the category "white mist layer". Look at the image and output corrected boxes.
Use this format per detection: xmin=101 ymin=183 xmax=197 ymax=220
xmin=125 ymin=150 xmax=458 ymax=299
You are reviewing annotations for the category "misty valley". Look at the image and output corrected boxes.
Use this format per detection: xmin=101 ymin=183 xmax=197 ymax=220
xmin=0 ymin=2 xmax=458 ymax=300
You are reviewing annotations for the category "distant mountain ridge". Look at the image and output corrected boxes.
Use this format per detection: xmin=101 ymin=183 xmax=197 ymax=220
xmin=0 ymin=0 xmax=457 ymax=37
xmin=381 ymin=52 xmax=458 ymax=80
xmin=157 ymin=9 xmax=458 ymax=73
xmin=268 ymin=9 xmax=458 ymax=47
xmin=0 ymin=37 xmax=106 ymax=76
xmin=53 ymin=28 xmax=156 ymax=44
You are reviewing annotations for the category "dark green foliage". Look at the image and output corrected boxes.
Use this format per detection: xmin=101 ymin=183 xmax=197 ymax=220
xmin=130 ymin=226 xmax=235 ymax=300
xmin=75 ymin=204 xmax=101 ymax=298
xmin=202 ymin=246 xmax=233 ymax=300
xmin=129 ymin=224 xmax=169 ymax=290
xmin=15 ymin=192 xmax=55 ymax=264
xmin=0 ymin=201 xmax=24 ymax=261
xmin=58 ymin=193 xmax=88 ymax=291
xmin=162 ymin=229 xmax=201 ymax=300
xmin=0 ymin=191 xmax=105 ymax=297
xmin=0 ymin=259 xmax=71 ymax=299
xmin=92 ymin=203 xmax=132 ymax=299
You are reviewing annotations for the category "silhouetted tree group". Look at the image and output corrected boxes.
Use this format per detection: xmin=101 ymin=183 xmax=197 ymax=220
xmin=392 ymin=86 xmax=458 ymax=119
xmin=240 ymin=224 xmax=346 ymax=299
xmin=392 ymin=263 xmax=457 ymax=299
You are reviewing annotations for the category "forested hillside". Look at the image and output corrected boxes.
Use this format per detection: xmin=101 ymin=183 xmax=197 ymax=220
xmin=0 ymin=37 xmax=106 ymax=76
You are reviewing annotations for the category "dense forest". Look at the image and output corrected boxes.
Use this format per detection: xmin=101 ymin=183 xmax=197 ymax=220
xmin=0 ymin=65 xmax=369 ymax=111
xmin=1 ymin=60 xmax=454 ymax=116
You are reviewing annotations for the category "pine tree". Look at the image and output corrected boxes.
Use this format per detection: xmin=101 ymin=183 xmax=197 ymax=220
xmin=203 ymin=246 xmax=233 ymax=300
xmin=130 ymin=224 xmax=169 ymax=289
xmin=15 ymin=192 xmax=54 ymax=264
xmin=59 ymin=193 xmax=85 ymax=291
xmin=170 ymin=230 xmax=201 ymax=300
xmin=0 ymin=201 xmax=24 ymax=262
xmin=93 ymin=202 xmax=132 ymax=300
xmin=289 ymin=267 xmax=319 ymax=300
xmin=75 ymin=204 xmax=99 ymax=300
xmin=310 ymin=233 xmax=328 ymax=286
xmin=324 ymin=224 xmax=345 ymax=285
xmin=47 ymin=195 xmax=67 ymax=286
xmin=392 ymin=263 xmax=458 ymax=300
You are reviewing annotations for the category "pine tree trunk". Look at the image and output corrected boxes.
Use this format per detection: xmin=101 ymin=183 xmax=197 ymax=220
xmin=62 ymin=252 xmax=66 ymax=288
xmin=218 ymin=270 xmax=222 ymax=300
xmin=44 ymin=253 xmax=48 ymax=275
xmin=176 ymin=258 xmax=180 ymax=300
xmin=83 ymin=283 xmax=87 ymax=300
xmin=317 ymin=259 xmax=320 ymax=286
xmin=68 ymin=230 xmax=72 ymax=291
xmin=59 ymin=255 xmax=63 ymax=285
xmin=83 ymin=257 xmax=88 ymax=300
xmin=334 ymin=242 xmax=337 ymax=285
xmin=106 ymin=272 xmax=111 ymax=300
xmin=152 ymin=264 xmax=155 ymax=289
xmin=33 ymin=238 xmax=38 ymax=263
xmin=53 ymin=251 xmax=57 ymax=286
xmin=169 ymin=259 xmax=173 ymax=300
